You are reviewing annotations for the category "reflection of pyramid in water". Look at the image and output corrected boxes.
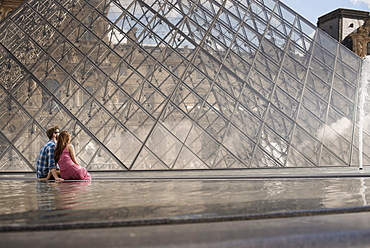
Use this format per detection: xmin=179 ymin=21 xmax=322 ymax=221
xmin=0 ymin=0 xmax=367 ymax=171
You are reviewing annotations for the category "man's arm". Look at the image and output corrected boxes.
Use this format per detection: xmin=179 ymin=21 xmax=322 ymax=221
xmin=50 ymin=168 xmax=63 ymax=181
xmin=48 ymin=145 xmax=63 ymax=181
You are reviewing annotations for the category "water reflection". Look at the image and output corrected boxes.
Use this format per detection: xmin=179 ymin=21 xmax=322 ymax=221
xmin=361 ymin=178 xmax=368 ymax=206
xmin=0 ymin=177 xmax=369 ymax=226
xmin=321 ymin=178 xmax=368 ymax=208
xmin=36 ymin=181 xmax=60 ymax=211
xmin=36 ymin=181 xmax=92 ymax=211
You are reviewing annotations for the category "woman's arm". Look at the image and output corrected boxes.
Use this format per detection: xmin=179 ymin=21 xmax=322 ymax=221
xmin=38 ymin=171 xmax=51 ymax=180
xmin=67 ymin=144 xmax=80 ymax=166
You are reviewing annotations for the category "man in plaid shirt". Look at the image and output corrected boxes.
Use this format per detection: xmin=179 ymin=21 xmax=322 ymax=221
xmin=36 ymin=126 xmax=64 ymax=181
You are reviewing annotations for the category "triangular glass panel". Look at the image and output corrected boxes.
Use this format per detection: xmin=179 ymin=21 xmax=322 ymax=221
xmin=174 ymin=146 xmax=209 ymax=169
xmin=0 ymin=147 xmax=34 ymax=171
xmin=291 ymin=125 xmax=321 ymax=165
xmin=131 ymin=146 xmax=169 ymax=170
xmin=286 ymin=147 xmax=316 ymax=167
xmin=320 ymin=147 xmax=347 ymax=166
xmin=212 ymin=147 xmax=245 ymax=169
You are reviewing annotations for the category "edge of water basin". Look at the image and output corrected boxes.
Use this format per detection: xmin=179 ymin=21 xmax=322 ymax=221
xmin=1 ymin=166 xmax=370 ymax=180
xmin=2 ymin=205 xmax=370 ymax=232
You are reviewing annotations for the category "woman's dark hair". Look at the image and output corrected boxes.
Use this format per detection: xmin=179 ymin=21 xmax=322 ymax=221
xmin=54 ymin=131 xmax=70 ymax=163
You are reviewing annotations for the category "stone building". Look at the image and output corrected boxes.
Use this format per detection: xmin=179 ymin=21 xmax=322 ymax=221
xmin=317 ymin=8 xmax=370 ymax=57
xmin=342 ymin=18 xmax=370 ymax=58
xmin=0 ymin=0 xmax=24 ymax=21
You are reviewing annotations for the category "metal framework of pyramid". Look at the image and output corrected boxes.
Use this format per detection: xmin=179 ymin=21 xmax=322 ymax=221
xmin=0 ymin=0 xmax=368 ymax=171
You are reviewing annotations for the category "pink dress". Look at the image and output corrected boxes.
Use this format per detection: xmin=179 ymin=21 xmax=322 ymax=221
xmin=59 ymin=148 xmax=91 ymax=180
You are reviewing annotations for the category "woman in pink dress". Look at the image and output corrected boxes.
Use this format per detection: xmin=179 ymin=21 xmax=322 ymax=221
xmin=54 ymin=131 xmax=91 ymax=180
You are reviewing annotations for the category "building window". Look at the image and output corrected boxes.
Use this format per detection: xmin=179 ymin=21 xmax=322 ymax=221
xmin=119 ymin=65 xmax=127 ymax=77
xmin=172 ymin=66 xmax=178 ymax=77
xmin=146 ymin=65 xmax=152 ymax=76
xmin=367 ymin=42 xmax=370 ymax=55
xmin=118 ymin=91 xmax=128 ymax=103
xmin=42 ymin=79 xmax=60 ymax=105
xmin=42 ymin=79 xmax=60 ymax=113
xmin=145 ymin=92 xmax=154 ymax=110
xmin=84 ymin=86 xmax=93 ymax=104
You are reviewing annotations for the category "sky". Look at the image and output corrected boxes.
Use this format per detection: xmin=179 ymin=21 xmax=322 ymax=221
xmin=281 ymin=0 xmax=370 ymax=25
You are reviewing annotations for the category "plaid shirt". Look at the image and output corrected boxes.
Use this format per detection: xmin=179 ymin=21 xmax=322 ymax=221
xmin=36 ymin=140 xmax=57 ymax=178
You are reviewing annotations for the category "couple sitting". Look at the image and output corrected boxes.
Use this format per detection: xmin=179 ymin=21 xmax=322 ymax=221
xmin=36 ymin=126 xmax=91 ymax=181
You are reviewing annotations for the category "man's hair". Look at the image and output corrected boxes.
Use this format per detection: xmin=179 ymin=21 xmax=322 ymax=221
xmin=46 ymin=126 xmax=59 ymax=139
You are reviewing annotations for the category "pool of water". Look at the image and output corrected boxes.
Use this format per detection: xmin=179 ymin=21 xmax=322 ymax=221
xmin=1 ymin=175 xmax=369 ymax=229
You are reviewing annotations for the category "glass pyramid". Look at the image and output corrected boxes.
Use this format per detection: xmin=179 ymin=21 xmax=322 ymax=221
xmin=0 ymin=0 xmax=366 ymax=171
